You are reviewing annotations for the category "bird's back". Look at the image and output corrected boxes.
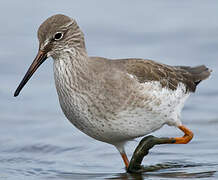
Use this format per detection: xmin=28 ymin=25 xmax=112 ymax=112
xmin=90 ymin=57 xmax=211 ymax=93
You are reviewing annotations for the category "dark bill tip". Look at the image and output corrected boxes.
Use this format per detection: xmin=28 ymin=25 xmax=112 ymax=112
xmin=14 ymin=50 xmax=47 ymax=97
xmin=14 ymin=88 xmax=20 ymax=97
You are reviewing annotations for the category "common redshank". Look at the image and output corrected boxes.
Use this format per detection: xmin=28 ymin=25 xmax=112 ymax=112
xmin=14 ymin=14 xmax=211 ymax=172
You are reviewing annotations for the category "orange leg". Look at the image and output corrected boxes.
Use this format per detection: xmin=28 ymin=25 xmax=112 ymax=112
xmin=171 ymin=125 xmax=194 ymax=144
xmin=120 ymin=152 xmax=129 ymax=169
xmin=127 ymin=125 xmax=194 ymax=173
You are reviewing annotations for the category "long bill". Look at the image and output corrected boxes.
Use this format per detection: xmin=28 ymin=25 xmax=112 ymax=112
xmin=14 ymin=50 xmax=47 ymax=97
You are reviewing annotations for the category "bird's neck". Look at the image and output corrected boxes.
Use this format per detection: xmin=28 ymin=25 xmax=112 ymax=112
xmin=53 ymin=50 xmax=92 ymax=94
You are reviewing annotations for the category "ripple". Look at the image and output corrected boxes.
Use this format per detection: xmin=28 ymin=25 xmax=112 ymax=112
xmin=4 ymin=143 xmax=82 ymax=155
xmin=108 ymin=161 xmax=217 ymax=179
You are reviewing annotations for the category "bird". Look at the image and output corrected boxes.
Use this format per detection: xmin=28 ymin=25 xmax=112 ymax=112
xmin=14 ymin=14 xmax=211 ymax=172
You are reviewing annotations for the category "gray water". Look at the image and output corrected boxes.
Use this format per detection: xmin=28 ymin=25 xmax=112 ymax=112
xmin=1 ymin=1 xmax=218 ymax=179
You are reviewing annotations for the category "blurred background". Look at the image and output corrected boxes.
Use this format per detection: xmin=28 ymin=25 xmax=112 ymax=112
xmin=0 ymin=1 xmax=217 ymax=179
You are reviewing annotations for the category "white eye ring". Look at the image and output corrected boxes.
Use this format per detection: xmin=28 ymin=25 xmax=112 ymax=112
xmin=54 ymin=32 xmax=63 ymax=41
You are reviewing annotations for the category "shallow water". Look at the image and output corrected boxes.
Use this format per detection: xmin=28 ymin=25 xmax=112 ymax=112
xmin=1 ymin=1 xmax=218 ymax=179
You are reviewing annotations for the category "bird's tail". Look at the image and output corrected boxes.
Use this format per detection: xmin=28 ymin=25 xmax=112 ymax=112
xmin=176 ymin=65 xmax=212 ymax=86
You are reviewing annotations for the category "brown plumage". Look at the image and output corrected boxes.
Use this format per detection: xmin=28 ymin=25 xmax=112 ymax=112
xmin=90 ymin=57 xmax=211 ymax=93
xmin=122 ymin=59 xmax=211 ymax=92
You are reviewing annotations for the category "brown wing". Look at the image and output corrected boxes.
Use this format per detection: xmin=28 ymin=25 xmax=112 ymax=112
xmin=112 ymin=59 xmax=211 ymax=92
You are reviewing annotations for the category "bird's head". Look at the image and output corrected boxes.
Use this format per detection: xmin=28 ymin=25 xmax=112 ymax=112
xmin=14 ymin=14 xmax=85 ymax=97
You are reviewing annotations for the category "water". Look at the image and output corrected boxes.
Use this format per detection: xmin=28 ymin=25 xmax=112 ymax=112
xmin=1 ymin=1 xmax=218 ymax=179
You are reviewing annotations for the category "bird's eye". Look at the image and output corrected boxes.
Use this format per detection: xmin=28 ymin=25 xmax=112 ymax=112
xmin=54 ymin=32 xmax=63 ymax=40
